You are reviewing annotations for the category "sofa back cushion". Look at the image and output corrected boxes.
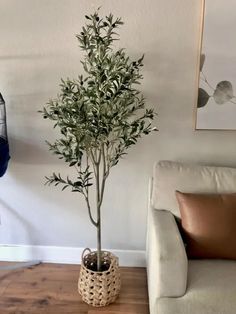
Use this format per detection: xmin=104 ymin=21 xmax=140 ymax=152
xmin=152 ymin=160 xmax=236 ymax=217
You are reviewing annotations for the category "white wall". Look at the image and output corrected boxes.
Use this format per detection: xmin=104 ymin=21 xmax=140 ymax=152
xmin=1 ymin=0 xmax=236 ymax=257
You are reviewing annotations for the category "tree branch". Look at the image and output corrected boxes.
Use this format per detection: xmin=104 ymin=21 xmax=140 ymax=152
xmin=99 ymin=144 xmax=110 ymax=208
xmin=73 ymin=163 xmax=97 ymax=227
xmin=84 ymin=194 xmax=98 ymax=227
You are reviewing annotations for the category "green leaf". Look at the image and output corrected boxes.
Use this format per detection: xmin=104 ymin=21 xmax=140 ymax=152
xmin=62 ymin=185 xmax=69 ymax=191
xmin=69 ymin=161 xmax=77 ymax=167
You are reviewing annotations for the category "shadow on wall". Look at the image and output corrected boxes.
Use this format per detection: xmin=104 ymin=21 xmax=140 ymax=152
xmin=8 ymin=136 xmax=57 ymax=165
xmin=0 ymin=198 xmax=36 ymax=250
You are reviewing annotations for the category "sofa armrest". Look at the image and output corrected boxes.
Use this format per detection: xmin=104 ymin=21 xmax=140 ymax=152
xmin=146 ymin=207 xmax=188 ymax=311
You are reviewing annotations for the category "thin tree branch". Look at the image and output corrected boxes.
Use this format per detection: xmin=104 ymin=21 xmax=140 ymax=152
xmin=85 ymin=153 xmax=89 ymax=195
xmin=84 ymin=194 xmax=98 ymax=227
xmin=200 ymin=71 xmax=215 ymax=91
xmin=89 ymin=149 xmax=98 ymax=176
xmin=98 ymin=148 xmax=102 ymax=164
xmin=99 ymin=144 xmax=110 ymax=208
xmin=73 ymin=164 xmax=97 ymax=227
xmin=95 ymin=162 xmax=100 ymax=207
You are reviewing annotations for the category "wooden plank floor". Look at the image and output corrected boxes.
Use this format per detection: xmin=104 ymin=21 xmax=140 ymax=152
xmin=0 ymin=262 xmax=149 ymax=314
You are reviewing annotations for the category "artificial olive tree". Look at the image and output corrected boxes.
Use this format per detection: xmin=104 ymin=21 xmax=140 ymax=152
xmin=40 ymin=11 xmax=156 ymax=271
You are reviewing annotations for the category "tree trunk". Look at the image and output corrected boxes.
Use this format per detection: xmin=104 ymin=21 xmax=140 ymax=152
xmin=97 ymin=213 xmax=102 ymax=271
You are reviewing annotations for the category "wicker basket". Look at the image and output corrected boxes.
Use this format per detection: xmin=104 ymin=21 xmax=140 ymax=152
xmin=78 ymin=248 xmax=121 ymax=307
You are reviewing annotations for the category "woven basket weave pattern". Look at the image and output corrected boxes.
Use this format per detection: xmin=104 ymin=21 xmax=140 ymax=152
xmin=78 ymin=250 xmax=121 ymax=307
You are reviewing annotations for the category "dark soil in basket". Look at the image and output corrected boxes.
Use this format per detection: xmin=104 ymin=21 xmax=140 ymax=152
xmin=85 ymin=261 xmax=110 ymax=272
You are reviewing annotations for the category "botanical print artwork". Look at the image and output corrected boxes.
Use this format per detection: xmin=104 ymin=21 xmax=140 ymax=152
xmin=195 ymin=0 xmax=236 ymax=130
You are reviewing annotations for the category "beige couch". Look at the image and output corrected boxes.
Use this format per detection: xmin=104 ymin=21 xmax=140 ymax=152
xmin=146 ymin=160 xmax=236 ymax=314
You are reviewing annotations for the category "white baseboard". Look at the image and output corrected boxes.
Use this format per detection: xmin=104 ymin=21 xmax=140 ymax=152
xmin=0 ymin=244 xmax=146 ymax=267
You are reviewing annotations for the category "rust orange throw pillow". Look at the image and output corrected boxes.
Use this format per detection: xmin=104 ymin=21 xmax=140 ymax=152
xmin=175 ymin=191 xmax=236 ymax=259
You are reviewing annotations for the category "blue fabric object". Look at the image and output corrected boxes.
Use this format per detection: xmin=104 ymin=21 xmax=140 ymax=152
xmin=0 ymin=93 xmax=10 ymax=176
xmin=0 ymin=138 xmax=10 ymax=177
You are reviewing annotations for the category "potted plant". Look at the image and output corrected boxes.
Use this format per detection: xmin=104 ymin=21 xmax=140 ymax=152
xmin=40 ymin=10 xmax=156 ymax=307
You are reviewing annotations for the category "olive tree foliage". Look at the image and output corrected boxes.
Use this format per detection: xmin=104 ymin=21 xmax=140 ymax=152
xmin=40 ymin=10 xmax=156 ymax=270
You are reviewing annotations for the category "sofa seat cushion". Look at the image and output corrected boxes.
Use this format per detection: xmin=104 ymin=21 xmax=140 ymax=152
xmin=156 ymin=260 xmax=236 ymax=314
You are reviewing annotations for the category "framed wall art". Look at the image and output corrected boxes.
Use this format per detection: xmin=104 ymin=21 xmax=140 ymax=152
xmin=194 ymin=0 xmax=236 ymax=130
